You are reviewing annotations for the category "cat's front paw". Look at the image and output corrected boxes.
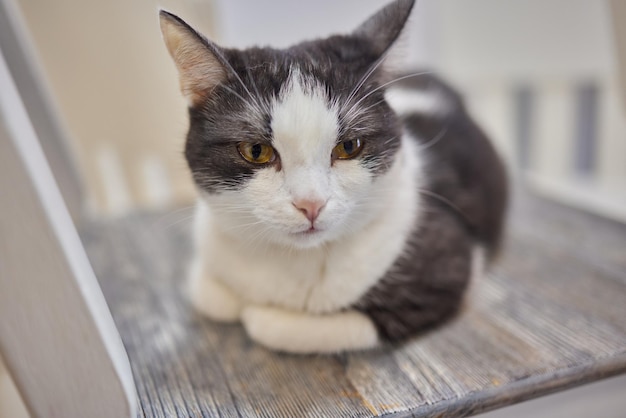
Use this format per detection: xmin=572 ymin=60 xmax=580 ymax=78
xmin=188 ymin=272 xmax=243 ymax=323
xmin=241 ymin=305 xmax=295 ymax=352
xmin=241 ymin=305 xmax=379 ymax=354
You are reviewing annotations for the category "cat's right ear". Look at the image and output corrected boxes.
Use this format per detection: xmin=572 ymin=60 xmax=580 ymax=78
xmin=159 ymin=11 xmax=227 ymax=106
xmin=353 ymin=0 xmax=415 ymax=59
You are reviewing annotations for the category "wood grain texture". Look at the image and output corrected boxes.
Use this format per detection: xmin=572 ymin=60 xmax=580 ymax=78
xmin=81 ymin=189 xmax=626 ymax=418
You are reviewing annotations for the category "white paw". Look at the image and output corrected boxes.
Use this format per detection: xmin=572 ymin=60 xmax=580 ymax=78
xmin=187 ymin=268 xmax=243 ymax=322
xmin=241 ymin=305 xmax=379 ymax=354
xmin=241 ymin=305 xmax=292 ymax=351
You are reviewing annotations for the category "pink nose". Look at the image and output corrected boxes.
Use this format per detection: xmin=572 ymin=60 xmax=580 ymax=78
xmin=293 ymin=199 xmax=326 ymax=223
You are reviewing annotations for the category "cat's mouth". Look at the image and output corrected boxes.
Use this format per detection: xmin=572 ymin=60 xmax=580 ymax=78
xmin=284 ymin=224 xmax=331 ymax=248
xmin=293 ymin=226 xmax=322 ymax=236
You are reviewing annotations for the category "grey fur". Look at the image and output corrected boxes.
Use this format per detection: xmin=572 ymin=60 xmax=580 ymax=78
xmin=355 ymin=75 xmax=508 ymax=341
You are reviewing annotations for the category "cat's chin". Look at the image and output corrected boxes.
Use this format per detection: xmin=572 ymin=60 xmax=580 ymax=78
xmin=276 ymin=227 xmax=334 ymax=249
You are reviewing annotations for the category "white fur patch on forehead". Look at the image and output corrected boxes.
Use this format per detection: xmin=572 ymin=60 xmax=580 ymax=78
xmin=270 ymin=70 xmax=339 ymax=163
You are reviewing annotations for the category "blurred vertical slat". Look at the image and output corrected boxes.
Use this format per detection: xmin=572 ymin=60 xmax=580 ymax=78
xmin=609 ymin=0 xmax=626 ymax=114
xmin=513 ymin=84 xmax=534 ymax=171
xmin=573 ymin=82 xmax=598 ymax=178
xmin=0 ymin=0 xmax=83 ymax=222
xmin=0 ymin=45 xmax=136 ymax=418
xmin=531 ymin=80 xmax=574 ymax=180
xmin=14 ymin=0 xmax=206 ymax=215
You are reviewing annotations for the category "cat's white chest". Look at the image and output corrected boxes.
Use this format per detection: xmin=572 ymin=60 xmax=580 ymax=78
xmin=194 ymin=135 xmax=422 ymax=314
xmin=206 ymin=230 xmax=328 ymax=311
xmin=200 ymin=210 xmax=416 ymax=313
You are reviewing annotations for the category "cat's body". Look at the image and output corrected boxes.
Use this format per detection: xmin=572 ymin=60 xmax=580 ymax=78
xmin=160 ymin=0 xmax=507 ymax=354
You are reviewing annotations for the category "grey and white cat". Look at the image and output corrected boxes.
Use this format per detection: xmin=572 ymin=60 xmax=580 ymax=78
xmin=159 ymin=0 xmax=507 ymax=354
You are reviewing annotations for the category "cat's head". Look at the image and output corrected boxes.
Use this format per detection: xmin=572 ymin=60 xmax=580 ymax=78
xmin=160 ymin=0 xmax=415 ymax=249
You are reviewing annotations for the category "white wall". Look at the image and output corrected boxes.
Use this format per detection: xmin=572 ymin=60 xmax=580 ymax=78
xmin=212 ymin=0 xmax=439 ymax=68
xmin=213 ymin=0 xmax=392 ymax=47
xmin=436 ymin=0 xmax=616 ymax=80
xmin=213 ymin=0 xmax=617 ymax=78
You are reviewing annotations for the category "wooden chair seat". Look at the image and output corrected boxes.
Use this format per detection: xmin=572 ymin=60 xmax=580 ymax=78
xmin=80 ymin=190 xmax=626 ymax=417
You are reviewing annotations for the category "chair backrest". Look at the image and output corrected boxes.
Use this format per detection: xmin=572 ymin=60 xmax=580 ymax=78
xmin=0 ymin=1 xmax=137 ymax=417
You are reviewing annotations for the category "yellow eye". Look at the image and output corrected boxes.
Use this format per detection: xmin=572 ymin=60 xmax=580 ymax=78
xmin=332 ymin=138 xmax=363 ymax=160
xmin=237 ymin=142 xmax=276 ymax=164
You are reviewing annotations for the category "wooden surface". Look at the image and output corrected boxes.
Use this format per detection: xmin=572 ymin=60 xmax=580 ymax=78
xmin=81 ymin=190 xmax=626 ymax=418
xmin=0 ymin=50 xmax=136 ymax=417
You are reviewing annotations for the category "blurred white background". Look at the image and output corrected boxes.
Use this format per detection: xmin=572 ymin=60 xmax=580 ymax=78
xmin=8 ymin=0 xmax=625 ymax=221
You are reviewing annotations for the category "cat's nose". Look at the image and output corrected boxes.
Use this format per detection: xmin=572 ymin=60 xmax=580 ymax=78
xmin=293 ymin=199 xmax=326 ymax=223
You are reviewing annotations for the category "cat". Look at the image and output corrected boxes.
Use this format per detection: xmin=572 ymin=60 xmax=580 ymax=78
xmin=159 ymin=0 xmax=507 ymax=354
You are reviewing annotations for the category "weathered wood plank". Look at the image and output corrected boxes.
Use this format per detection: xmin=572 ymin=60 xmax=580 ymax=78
xmin=81 ymin=190 xmax=626 ymax=417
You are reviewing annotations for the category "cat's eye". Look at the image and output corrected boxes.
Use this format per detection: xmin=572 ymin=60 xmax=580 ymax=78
xmin=237 ymin=142 xmax=276 ymax=164
xmin=332 ymin=139 xmax=363 ymax=160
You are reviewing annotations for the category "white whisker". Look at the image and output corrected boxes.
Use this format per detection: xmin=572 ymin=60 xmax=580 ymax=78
xmin=340 ymin=49 xmax=391 ymax=115
xmin=341 ymin=71 xmax=432 ymax=128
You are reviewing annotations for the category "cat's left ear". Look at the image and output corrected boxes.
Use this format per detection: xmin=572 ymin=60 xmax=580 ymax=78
xmin=353 ymin=0 xmax=415 ymax=59
xmin=159 ymin=10 xmax=228 ymax=106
